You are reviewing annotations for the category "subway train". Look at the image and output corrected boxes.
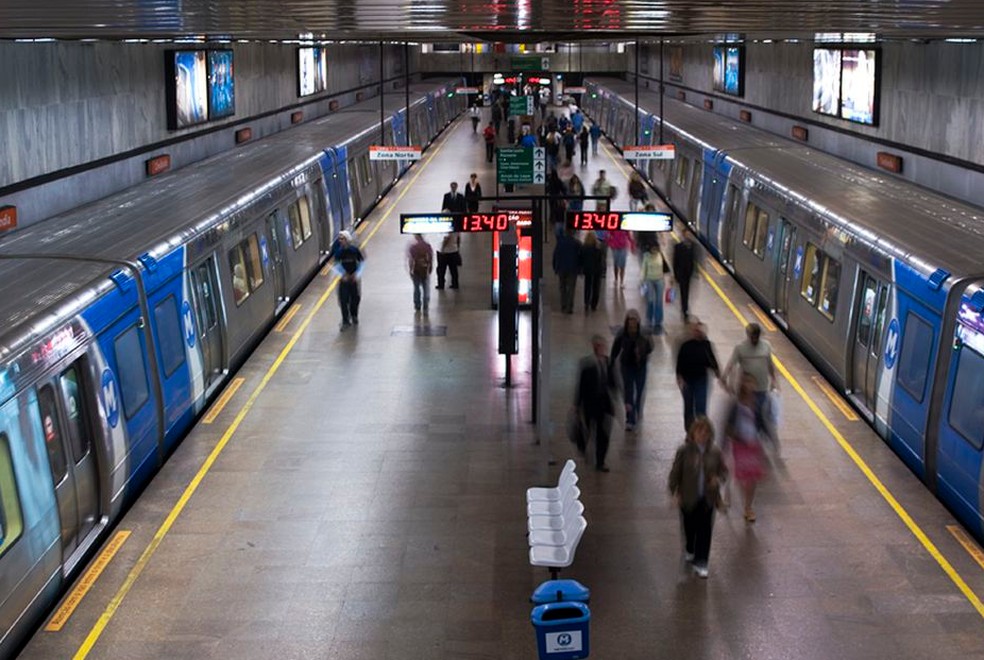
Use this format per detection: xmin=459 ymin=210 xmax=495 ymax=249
xmin=583 ymin=77 xmax=984 ymax=540
xmin=0 ymin=77 xmax=465 ymax=655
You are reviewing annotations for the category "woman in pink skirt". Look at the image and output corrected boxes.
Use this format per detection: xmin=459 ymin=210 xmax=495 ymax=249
xmin=725 ymin=374 xmax=768 ymax=522
xmin=605 ymin=229 xmax=635 ymax=289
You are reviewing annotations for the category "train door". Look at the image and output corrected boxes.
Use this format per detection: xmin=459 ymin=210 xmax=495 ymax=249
xmin=38 ymin=362 xmax=100 ymax=565
xmin=189 ymin=257 xmax=225 ymax=390
xmin=773 ymin=217 xmax=798 ymax=323
xmin=265 ymin=211 xmax=289 ymax=311
xmin=719 ymin=183 xmax=741 ymax=270
xmin=851 ymin=272 xmax=890 ymax=413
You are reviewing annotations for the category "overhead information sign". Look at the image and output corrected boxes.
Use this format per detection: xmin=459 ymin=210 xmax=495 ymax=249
xmin=401 ymin=212 xmax=532 ymax=234
xmin=566 ymin=211 xmax=673 ymax=232
xmin=369 ymin=146 xmax=422 ymax=161
xmin=509 ymin=95 xmax=535 ymax=116
xmin=564 ymin=86 xmax=587 ymax=94
xmin=622 ymin=145 xmax=676 ymax=160
xmin=497 ymin=146 xmax=546 ymax=184
xmin=455 ymin=87 xmax=479 ymax=94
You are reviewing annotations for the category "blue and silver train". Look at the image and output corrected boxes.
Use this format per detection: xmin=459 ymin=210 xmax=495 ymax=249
xmin=584 ymin=77 xmax=984 ymax=541
xmin=0 ymin=78 xmax=464 ymax=655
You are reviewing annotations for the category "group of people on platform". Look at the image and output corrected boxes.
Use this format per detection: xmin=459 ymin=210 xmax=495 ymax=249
xmin=573 ymin=314 xmax=780 ymax=579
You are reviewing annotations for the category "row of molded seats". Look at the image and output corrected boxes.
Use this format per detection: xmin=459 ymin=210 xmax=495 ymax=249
xmin=527 ymin=460 xmax=587 ymax=579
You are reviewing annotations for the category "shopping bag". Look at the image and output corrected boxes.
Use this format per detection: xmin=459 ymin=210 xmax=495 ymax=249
xmin=665 ymin=286 xmax=676 ymax=304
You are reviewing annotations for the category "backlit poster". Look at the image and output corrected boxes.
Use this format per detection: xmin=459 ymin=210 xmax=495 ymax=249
xmin=208 ymin=50 xmax=235 ymax=119
xmin=299 ymin=47 xmax=317 ymax=96
xmin=173 ymin=50 xmax=208 ymax=128
xmin=840 ymin=49 xmax=876 ymax=124
xmin=812 ymin=48 xmax=841 ymax=116
xmin=712 ymin=46 xmax=743 ymax=96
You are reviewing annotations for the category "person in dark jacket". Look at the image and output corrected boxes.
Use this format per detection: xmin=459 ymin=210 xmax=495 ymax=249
xmin=578 ymin=126 xmax=590 ymax=165
xmin=575 ymin=334 xmax=617 ymax=472
xmin=330 ymin=230 xmax=365 ymax=329
xmin=676 ymin=320 xmax=721 ymax=432
xmin=553 ymin=229 xmax=582 ymax=313
xmin=441 ymin=182 xmax=467 ymax=214
xmin=672 ymin=231 xmax=698 ymax=320
xmin=668 ymin=416 xmax=728 ymax=578
xmin=579 ymin=231 xmax=604 ymax=312
xmin=464 ymin=173 xmax=482 ymax=213
xmin=610 ymin=309 xmax=653 ymax=431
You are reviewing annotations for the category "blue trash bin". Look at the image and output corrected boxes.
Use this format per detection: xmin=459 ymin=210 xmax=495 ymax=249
xmin=531 ymin=579 xmax=591 ymax=605
xmin=531 ymin=601 xmax=590 ymax=660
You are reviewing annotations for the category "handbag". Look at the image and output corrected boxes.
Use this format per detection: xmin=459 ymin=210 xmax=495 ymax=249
xmin=665 ymin=286 xmax=676 ymax=304
xmin=567 ymin=408 xmax=588 ymax=452
xmin=453 ymin=252 xmax=463 ymax=267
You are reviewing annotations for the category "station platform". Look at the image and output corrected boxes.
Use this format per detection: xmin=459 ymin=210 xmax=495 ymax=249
xmin=21 ymin=109 xmax=984 ymax=660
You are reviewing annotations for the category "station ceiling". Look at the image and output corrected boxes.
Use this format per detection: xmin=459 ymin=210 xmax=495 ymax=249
xmin=2 ymin=0 xmax=983 ymax=41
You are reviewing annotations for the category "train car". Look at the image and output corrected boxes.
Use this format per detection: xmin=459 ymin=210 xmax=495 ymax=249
xmin=0 ymin=78 xmax=464 ymax=657
xmin=583 ymin=77 xmax=984 ymax=540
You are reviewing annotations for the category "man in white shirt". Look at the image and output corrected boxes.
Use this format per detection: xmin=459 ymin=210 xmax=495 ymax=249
xmin=723 ymin=323 xmax=779 ymax=450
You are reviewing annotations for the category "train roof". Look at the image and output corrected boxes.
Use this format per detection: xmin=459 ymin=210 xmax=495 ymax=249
xmin=589 ymin=77 xmax=984 ymax=281
xmin=0 ymin=78 xmax=460 ymax=363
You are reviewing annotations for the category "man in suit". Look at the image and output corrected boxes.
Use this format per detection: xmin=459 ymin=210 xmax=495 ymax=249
xmin=441 ymin=182 xmax=467 ymax=214
xmin=574 ymin=335 xmax=617 ymax=472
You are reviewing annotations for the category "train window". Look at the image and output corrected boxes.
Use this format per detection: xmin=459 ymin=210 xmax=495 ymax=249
xmin=297 ymin=196 xmax=313 ymax=240
xmin=114 ymin=326 xmax=150 ymax=419
xmin=287 ymin=202 xmax=306 ymax=249
xmin=800 ymin=243 xmax=822 ymax=304
xmin=37 ymin=386 xmax=67 ymax=484
xmin=59 ymin=366 xmax=92 ymax=463
xmin=857 ymin=277 xmax=878 ymax=347
xmin=948 ymin=346 xmax=984 ymax=449
xmin=897 ymin=312 xmax=934 ymax=403
xmin=229 ymin=245 xmax=250 ymax=306
xmin=752 ymin=209 xmax=770 ymax=258
xmin=675 ymin=157 xmax=689 ymax=188
xmin=818 ymin=257 xmax=841 ymax=320
xmin=0 ymin=434 xmax=24 ymax=558
xmin=153 ymin=295 xmax=186 ymax=378
xmin=742 ymin=203 xmax=759 ymax=247
xmin=871 ymin=286 xmax=889 ymax=356
xmin=245 ymin=235 xmax=264 ymax=291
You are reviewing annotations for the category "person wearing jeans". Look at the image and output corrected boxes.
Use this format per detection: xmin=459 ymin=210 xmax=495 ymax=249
xmin=641 ymin=243 xmax=669 ymax=333
xmin=676 ymin=320 xmax=722 ymax=432
xmin=610 ymin=310 xmax=653 ymax=431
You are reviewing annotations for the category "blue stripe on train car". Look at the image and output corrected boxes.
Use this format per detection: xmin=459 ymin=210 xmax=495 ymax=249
xmin=392 ymin=109 xmax=408 ymax=174
xmin=885 ymin=260 xmax=944 ymax=478
xmin=935 ymin=294 xmax=984 ymax=538
xmin=702 ymin=151 xmax=731 ymax=257
xmin=334 ymin=145 xmax=352 ymax=227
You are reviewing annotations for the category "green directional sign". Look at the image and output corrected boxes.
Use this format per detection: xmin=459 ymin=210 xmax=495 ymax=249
xmin=509 ymin=95 xmax=534 ymax=116
xmin=497 ymin=146 xmax=546 ymax=185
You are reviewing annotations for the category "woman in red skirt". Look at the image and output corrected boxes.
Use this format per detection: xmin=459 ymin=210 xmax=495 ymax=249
xmin=725 ymin=374 xmax=768 ymax=522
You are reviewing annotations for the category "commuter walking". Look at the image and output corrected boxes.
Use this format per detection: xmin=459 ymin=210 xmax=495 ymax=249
xmin=574 ymin=335 xmax=617 ymax=472
xmin=553 ymin=228 xmax=582 ymax=314
xmin=606 ymin=229 xmax=635 ymax=289
xmin=483 ymin=122 xmax=497 ymax=163
xmin=464 ymin=173 xmax=482 ymax=213
xmin=591 ymin=170 xmax=615 ymax=212
xmin=436 ymin=232 xmax=461 ymax=290
xmin=563 ymin=128 xmax=576 ymax=163
xmin=668 ymin=416 xmax=728 ymax=578
xmin=407 ymin=234 xmax=433 ymax=313
xmin=722 ymin=322 xmax=779 ymax=452
xmin=676 ymin=320 xmax=721 ymax=432
xmin=610 ymin=309 xmax=653 ymax=431
xmin=672 ymin=231 xmax=698 ymax=320
xmin=628 ymin=172 xmax=649 ymax=210
xmin=441 ymin=181 xmax=467 ymax=214
xmin=571 ymin=109 xmax=584 ymax=134
xmin=578 ymin=126 xmax=589 ymax=165
xmin=589 ymin=123 xmax=602 ymax=156
xmin=567 ymin=175 xmax=585 ymax=212
xmin=641 ymin=242 xmax=670 ymax=333
xmin=580 ymin=231 xmax=603 ymax=312
xmin=724 ymin=374 xmax=769 ymax=523
xmin=331 ymin=230 xmax=365 ymax=329
xmin=469 ymin=103 xmax=481 ymax=133
xmin=491 ymin=103 xmax=503 ymax=135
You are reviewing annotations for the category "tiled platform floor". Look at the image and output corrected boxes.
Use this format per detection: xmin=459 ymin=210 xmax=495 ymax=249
xmin=22 ymin=107 xmax=984 ymax=660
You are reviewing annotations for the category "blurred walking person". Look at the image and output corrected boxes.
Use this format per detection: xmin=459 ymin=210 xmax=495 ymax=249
xmin=640 ymin=242 xmax=670 ymax=333
xmin=606 ymin=229 xmax=635 ymax=289
xmin=676 ymin=320 xmax=721 ymax=432
xmin=553 ymin=228 xmax=582 ymax=314
xmin=464 ymin=173 xmax=482 ymax=213
xmin=724 ymin=374 xmax=768 ymax=523
xmin=672 ymin=230 xmax=698 ymax=320
xmin=589 ymin=122 xmax=601 ymax=155
xmin=331 ymin=230 xmax=365 ymax=329
xmin=483 ymin=122 xmax=496 ymax=163
xmin=722 ymin=323 xmax=780 ymax=453
xmin=610 ymin=310 xmax=653 ymax=431
xmin=669 ymin=416 xmax=728 ymax=578
xmin=407 ymin=234 xmax=433 ymax=313
xmin=575 ymin=335 xmax=617 ymax=472
xmin=578 ymin=126 xmax=590 ymax=165
xmin=580 ymin=231 xmax=603 ymax=312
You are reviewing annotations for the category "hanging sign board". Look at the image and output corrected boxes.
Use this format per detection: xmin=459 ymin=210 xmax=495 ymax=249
xmin=455 ymin=87 xmax=479 ymax=94
xmin=622 ymin=145 xmax=676 ymax=160
xmin=369 ymin=146 xmax=422 ymax=161
xmin=564 ymin=87 xmax=587 ymax=94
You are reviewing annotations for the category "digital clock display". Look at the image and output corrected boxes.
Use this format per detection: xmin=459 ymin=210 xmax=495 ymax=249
xmin=565 ymin=211 xmax=673 ymax=233
xmin=400 ymin=212 xmax=530 ymax=234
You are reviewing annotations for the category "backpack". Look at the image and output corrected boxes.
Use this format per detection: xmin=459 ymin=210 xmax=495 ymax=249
xmin=412 ymin=251 xmax=430 ymax=278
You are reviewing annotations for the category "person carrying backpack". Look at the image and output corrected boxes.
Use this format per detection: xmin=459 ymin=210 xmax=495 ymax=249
xmin=407 ymin=234 xmax=434 ymax=313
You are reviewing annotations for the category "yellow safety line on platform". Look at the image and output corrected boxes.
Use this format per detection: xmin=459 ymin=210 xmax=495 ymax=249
xmin=201 ymin=377 xmax=244 ymax=425
xmin=72 ymin=118 xmax=464 ymax=660
xmin=707 ymin=259 xmax=727 ymax=276
xmin=46 ymin=531 xmax=130 ymax=632
xmin=948 ymin=525 xmax=984 ymax=572
xmin=320 ymin=263 xmax=332 ymax=277
xmin=747 ymin=303 xmax=778 ymax=332
xmin=811 ymin=376 xmax=860 ymax=422
xmin=273 ymin=303 xmax=302 ymax=332
xmin=698 ymin=263 xmax=984 ymax=620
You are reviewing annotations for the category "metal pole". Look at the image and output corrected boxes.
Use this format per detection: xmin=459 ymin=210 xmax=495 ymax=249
xmin=405 ymin=42 xmax=411 ymax=146
xmin=634 ymin=40 xmax=640 ymax=147
xmin=379 ymin=41 xmax=385 ymax=146
xmin=659 ymin=39 xmax=665 ymax=144
xmin=531 ymin=201 xmax=542 ymax=424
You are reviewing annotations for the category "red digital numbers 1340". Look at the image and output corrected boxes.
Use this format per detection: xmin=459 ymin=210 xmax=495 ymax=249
xmin=570 ymin=212 xmax=621 ymax=230
xmin=463 ymin=213 xmax=510 ymax=232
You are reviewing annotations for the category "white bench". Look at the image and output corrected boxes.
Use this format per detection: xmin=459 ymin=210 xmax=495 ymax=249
xmin=526 ymin=460 xmax=587 ymax=579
